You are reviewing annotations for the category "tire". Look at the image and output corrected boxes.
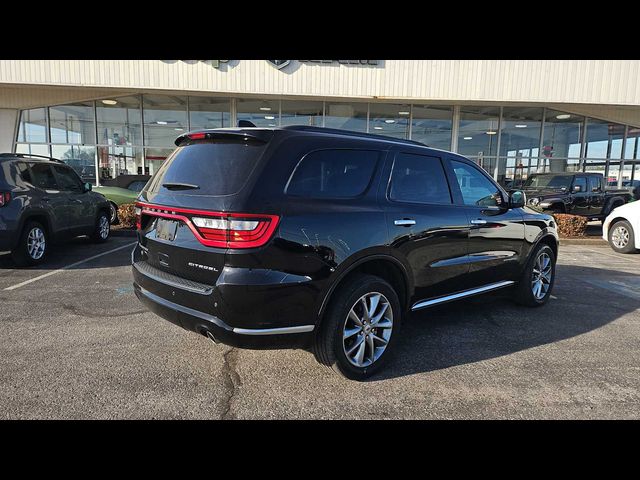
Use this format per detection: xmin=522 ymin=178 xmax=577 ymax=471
xmin=513 ymin=244 xmax=556 ymax=307
xmin=11 ymin=221 xmax=48 ymax=267
xmin=109 ymin=202 xmax=120 ymax=225
xmin=608 ymin=220 xmax=636 ymax=254
xmin=90 ymin=211 xmax=111 ymax=243
xmin=313 ymin=273 xmax=402 ymax=381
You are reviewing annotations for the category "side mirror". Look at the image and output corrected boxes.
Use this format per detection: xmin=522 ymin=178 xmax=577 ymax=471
xmin=573 ymin=185 xmax=582 ymax=193
xmin=509 ymin=190 xmax=525 ymax=209
xmin=83 ymin=182 xmax=92 ymax=193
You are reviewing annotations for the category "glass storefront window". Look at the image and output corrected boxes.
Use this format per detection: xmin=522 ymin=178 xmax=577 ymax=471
xmin=410 ymin=105 xmax=452 ymax=150
xmin=542 ymin=110 xmax=584 ymax=159
xmin=368 ymin=103 xmax=411 ymax=139
xmin=499 ymin=107 xmax=543 ymax=184
xmin=457 ymin=106 xmax=500 ymax=158
xmin=49 ymin=102 xmax=95 ymax=145
xmin=51 ymin=145 xmax=97 ymax=184
xmin=96 ymin=96 xmax=142 ymax=147
xmin=237 ymin=99 xmax=280 ymax=127
xmin=98 ymin=145 xmax=144 ymax=181
xmin=144 ymin=148 xmax=174 ymax=176
xmin=584 ymin=118 xmax=624 ymax=160
xmin=189 ymin=97 xmax=230 ymax=130
xmin=324 ymin=102 xmax=367 ymax=132
xmin=17 ymin=108 xmax=47 ymax=143
xmin=280 ymin=100 xmax=323 ymax=126
xmin=15 ymin=143 xmax=50 ymax=156
xmin=143 ymin=95 xmax=188 ymax=148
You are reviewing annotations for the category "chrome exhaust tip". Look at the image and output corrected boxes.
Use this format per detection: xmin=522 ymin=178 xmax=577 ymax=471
xmin=205 ymin=330 xmax=219 ymax=344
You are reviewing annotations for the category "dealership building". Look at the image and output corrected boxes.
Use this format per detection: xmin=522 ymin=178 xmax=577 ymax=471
xmin=1 ymin=59 xmax=640 ymax=187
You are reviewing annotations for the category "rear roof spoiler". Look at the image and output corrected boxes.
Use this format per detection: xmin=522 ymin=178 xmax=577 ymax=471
xmin=174 ymin=129 xmax=273 ymax=146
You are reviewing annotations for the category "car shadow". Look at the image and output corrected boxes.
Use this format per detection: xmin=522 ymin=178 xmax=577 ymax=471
xmin=368 ymin=264 xmax=639 ymax=382
xmin=0 ymin=235 xmax=134 ymax=271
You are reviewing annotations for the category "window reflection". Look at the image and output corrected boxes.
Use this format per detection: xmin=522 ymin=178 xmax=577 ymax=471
xmin=189 ymin=97 xmax=230 ymax=130
xmin=49 ymin=102 xmax=95 ymax=144
xmin=17 ymin=108 xmax=47 ymax=143
xmin=237 ymin=99 xmax=280 ymax=127
xmin=324 ymin=102 xmax=367 ymax=132
xmin=457 ymin=106 xmax=500 ymax=158
xmin=410 ymin=105 xmax=452 ymax=150
xmin=368 ymin=103 xmax=410 ymax=139
xmin=280 ymin=100 xmax=323 ymax=126
xmin=96 ymin=96 xmax=142 ymax=147
xmin=143 ymin=95 xmax=188 ymax=148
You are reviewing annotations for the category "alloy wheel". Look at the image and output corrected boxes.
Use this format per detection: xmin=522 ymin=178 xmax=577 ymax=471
xmin=27 ymin=227 xmax=46 ymax=260
xmin=99 ymin=216 xmax=110 ymax=239
xmin=531 ymin=251 xmax=552 ymax=300
xmin=342 ymin=292 xmax=393 ymax=368
xmin=611 ymin=225 xmax=629 ymax=249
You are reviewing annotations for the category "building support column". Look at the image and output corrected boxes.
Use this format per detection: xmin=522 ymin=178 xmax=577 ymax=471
xmin=451 ymin=105 xmax=460 ymax=153
xmin=0 ymin=109 xmax=19 ymax=153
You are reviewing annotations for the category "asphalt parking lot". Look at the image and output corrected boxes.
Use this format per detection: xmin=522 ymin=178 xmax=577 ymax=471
xmin=0 ymin=236 xmax=639 ymax=419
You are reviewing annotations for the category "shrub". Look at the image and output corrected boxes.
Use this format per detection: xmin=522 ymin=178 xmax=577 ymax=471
xmin=553 ymin=213 xmax=587 ymax=237
xmin=117 ymin=203 xmax=137 ymax=228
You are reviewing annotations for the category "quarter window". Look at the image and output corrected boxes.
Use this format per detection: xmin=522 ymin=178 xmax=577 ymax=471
xmin=389 ymin=153 xmax=451 ymax=204
xmin=286 ymin=150 xmax=379 ymax=198
xmin=451 ymin=160 xmax=502 ymax=207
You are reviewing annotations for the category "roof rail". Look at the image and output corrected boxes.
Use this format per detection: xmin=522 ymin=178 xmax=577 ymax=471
xmin=0 ymin=153 xmax=64 ymax=163
xmin=280 ymin=125 xmax=428 ymax=147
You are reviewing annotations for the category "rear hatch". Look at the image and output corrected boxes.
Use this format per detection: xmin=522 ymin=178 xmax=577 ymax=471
xmin=136 ymin=130 xmax=277 ymax=285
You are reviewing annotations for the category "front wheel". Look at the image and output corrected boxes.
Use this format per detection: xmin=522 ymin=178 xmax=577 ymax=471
xmin=313 ymin=274 xmax=401 ymax=381
xmin=608 ymin=220 xmax=636 ymax=254
xmin=91 ymin=212 xmax=111 ymax=243
xmin=513 ymin=244 xmax=556 ymax=307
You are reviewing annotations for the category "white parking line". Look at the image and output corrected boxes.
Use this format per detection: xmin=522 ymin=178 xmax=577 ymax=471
xmin=3 ymin=242 xmax=136 ymax=291
xmin=577 ymin=246 xmax=640 ymax=264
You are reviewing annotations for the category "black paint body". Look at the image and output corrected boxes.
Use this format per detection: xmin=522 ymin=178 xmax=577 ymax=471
xmin=132 ymin=127 xmax=559 ymax=348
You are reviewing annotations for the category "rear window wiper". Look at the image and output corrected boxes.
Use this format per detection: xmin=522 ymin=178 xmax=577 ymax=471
xmin=162 ymin=182 xmax=200 ymax=190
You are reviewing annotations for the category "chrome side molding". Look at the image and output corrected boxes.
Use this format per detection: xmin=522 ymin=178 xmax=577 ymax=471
xmin=232 ymin=325 xmax=315 ymax=335
xmin=411 ymin=280 xmax=515 ymax=311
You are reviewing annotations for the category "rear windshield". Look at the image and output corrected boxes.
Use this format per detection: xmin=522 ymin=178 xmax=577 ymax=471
xmin=146 ymin=139 xmax=267 ymax=196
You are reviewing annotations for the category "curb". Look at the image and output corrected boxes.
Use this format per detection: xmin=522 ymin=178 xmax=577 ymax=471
xmin=559 ymin=237 xmax=607 ymax=246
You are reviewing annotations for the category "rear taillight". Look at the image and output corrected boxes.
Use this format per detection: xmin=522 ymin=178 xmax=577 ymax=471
xmin=0 ymin=192 xmax=11 ymax=207
xmin=137 ymin=202 xmax=279 ymax=248
xmin=134 ymin=205 xmax=142 ymax=229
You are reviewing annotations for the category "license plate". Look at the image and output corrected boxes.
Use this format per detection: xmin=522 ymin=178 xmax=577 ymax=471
xmin=156 ymin=218 xmax=178 ymax=241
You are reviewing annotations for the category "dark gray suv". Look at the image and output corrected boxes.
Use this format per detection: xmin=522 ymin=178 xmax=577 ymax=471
xmin=0 ymin=153 xmax=112 ymax=266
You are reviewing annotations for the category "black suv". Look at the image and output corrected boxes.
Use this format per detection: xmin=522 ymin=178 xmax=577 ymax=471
xmin=132 ymin=127 xmax=559 ymax=380
xmin=0 ymin=153 xmax=112 ymax=266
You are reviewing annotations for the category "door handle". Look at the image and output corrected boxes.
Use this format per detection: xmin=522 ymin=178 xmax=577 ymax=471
xmin=470 ymin=219 xmax=487 ymax=225
xmin=394 ymin=219 xmax=416 ymax=226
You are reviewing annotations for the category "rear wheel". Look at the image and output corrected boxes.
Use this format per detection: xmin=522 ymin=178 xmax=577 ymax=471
xmin=91 ymin=212 xmax=110 ymax=243
xmin=608 ymin=220 xmax=636 ymax=253
xmin=513 ymin=244 xmax=556 ymax=307
xmin=313 ymin=274 xmax=401 ymax=380
xmin=11 ymin=221 xmax=48 ymax=266
xmin=109 ymin=202 xmax=119 ymax=225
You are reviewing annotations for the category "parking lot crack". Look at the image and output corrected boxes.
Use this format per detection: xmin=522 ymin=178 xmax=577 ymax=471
xmin=221 ymin=347 xmax=242 ymax=420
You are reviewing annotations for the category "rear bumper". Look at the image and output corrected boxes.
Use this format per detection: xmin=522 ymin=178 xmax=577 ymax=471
xmin=131 ymin=245 xmax=319 ymax=348
xmin=134 ymin=283 xmax=314 ymax=348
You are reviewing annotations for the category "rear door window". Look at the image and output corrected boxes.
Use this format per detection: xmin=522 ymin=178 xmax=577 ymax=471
xmin=286 ymin=149 xmax=379 ymax=198
xmin=389 ymin=153 xmax=452 ymax=204
xmin=29 ymin=163 xmax=59 ymax=190
xmin=146 ymin=139 xmax=267 ymax=196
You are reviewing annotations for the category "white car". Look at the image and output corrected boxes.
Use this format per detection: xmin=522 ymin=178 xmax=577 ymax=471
xmin=602 ymin=201 xmax=640 ymax=253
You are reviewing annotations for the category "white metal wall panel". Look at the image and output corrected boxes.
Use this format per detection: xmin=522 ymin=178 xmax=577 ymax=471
xmin=2 ymin=60 xmax=640 ymax=106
